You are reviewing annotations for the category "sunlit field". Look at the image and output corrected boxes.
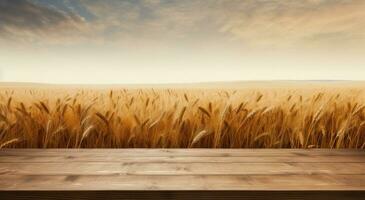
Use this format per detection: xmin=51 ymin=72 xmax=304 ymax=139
xmin=0 ymin=82 xmax=364 ymax=148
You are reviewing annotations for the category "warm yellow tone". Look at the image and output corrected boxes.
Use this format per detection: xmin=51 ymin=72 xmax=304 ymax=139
xmin=1 ymin=82 xmax=364 ymax=148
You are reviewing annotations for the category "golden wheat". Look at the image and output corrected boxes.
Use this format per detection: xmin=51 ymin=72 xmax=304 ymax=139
xmin=0 ymin=85 xmax=364 ymax=148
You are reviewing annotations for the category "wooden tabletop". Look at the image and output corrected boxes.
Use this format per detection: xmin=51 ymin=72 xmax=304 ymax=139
xmin=0 ymin=149 xmax=364 ymax=192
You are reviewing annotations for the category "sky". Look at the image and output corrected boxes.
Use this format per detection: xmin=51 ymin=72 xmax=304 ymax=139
xmin=0 ymin=0 xmax=364 ymax=84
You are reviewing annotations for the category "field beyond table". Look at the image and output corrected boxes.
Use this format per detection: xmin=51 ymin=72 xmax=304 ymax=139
xmin=0 ymin=149 xmax=364 ymax=199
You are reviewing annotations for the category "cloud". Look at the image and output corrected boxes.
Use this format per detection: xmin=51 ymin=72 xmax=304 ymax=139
xmin=79 ymin=0 xmax=228 ymax=46
xmin=1 ymin=0 xmax=364 ymax=50
xmin=0 ymin=0 xmax=87 ymax=45
xmin=78 ymin=0 xmax=365 ymax=49
xmin=219 ymin=0 xmax=365 ymax=48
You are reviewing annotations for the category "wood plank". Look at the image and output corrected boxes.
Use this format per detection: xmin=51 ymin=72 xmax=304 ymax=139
xmin=1 ymin=155 xmax=364 ymax=163
xmin=1 ymin=162 xmax=364 ymax=175
xmin=1 ymin=174 xmax=365 ymax=191
xmin=2 ymin=149 xmax=364 ymax=157
xmin=1 ymin=152 xmax=364 ymax=163
xmin=0 ymin=149 xmax=364 ymax=200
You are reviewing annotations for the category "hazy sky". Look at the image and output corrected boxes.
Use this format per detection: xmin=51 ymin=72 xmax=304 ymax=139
xmin=0 ymin=0 xmax=364 ymax=84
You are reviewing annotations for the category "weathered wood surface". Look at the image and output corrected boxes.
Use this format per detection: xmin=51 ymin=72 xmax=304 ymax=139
xmin=0 ymin=149 xmax=364 ymax=199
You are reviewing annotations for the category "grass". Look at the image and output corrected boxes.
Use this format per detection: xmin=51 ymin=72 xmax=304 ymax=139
xmin=0 ymin=85 xmax=364 ymax=148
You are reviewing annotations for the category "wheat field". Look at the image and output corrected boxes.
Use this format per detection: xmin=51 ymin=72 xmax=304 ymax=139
xmin=0 ymin=83 xmax=364 ymax=148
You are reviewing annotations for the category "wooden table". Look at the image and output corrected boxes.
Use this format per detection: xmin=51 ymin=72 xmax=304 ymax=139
xmin=0 ymin=149 xmax=364 ymax=199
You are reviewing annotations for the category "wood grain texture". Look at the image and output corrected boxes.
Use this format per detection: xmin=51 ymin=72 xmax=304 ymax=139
xmin=0 ymin=149 xmax=364 ymax=199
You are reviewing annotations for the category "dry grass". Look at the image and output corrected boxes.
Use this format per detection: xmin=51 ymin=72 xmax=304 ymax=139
xmin=0 ymin=85 xmax=364 ymax=148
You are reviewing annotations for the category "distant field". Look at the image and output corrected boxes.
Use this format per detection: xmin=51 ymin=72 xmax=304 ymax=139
xmin=0 ymin=81 xmax=364 ymax=148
